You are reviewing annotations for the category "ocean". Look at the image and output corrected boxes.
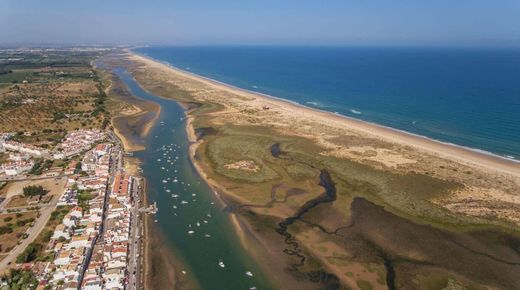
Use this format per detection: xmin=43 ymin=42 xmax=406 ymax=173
xmin=135 ymin=46 xmax=520 ymax=161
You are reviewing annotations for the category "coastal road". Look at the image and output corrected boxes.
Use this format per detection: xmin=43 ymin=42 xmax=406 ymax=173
xmin=109 ymin=127 xmax=142 ymax=289
xmin=0 ymin=192 xmax=60 ymax=269
xmin=127 ymin=178 xmax=141 ymax=290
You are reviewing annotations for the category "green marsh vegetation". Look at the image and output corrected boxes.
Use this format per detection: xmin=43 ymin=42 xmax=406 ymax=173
xmin=125 ymin=53 xmax=520 ymax=290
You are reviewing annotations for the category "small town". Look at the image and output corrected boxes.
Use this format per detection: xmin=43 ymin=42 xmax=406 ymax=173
xmin=0 ymin=129 xmax=145 ymax=290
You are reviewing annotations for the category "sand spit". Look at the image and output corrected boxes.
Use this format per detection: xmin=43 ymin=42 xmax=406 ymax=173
xmin=124 ymin=51 xmax=520 ymax=289
xmin=129 ymin=53 xmax=519 ymax=178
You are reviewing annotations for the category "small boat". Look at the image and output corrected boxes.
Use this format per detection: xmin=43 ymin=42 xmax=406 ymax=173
xmin=173 ymin=179 xmax=179 ymax=183
xmin=188 ymin=230 xmax=194 ymax=234
xmin=245 ymin=271 xmax=253 ymax=277
xmin=162 ymin=180 xmax=168 ymax=183
xmin=204 ymin=234 xmax=211 ymax=238
xmin=181 ymin=270 xmax=187 ymax=275
xmin=218 ymin=260 xmax=225 ymax=268
xmin=181 ymin=200 xmax=188 ymax=204
xmin=172 ymin=205 xmax=177 ymax=209
xmin=203 ymin=220 xmax=208 ymax=224
xmin=196 ymin=222 xmax=200 ymax=227
xmin=249 ymin=287 xmax=257 ymax=290
xmin=166 ymin=189 xmax=171 ymax=193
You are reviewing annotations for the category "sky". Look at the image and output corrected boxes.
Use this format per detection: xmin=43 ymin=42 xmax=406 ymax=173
xmin=1 ymin=0 xmax=519 ymax=47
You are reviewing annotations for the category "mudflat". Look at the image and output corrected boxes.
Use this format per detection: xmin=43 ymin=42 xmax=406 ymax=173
xmin=122 ymin=50 xmax=520 ymax=290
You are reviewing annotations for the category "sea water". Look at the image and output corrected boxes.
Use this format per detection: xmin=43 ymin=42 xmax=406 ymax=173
xmin=135 ymin=46 xmax=520 ymax=160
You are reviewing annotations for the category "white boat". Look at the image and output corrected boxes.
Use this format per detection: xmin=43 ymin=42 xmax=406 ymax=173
xmin=188 ymin=230 xmax=194 ymax=234
xmin=203 ymin=220 xmax=208 ymax=224
xmin=218 ymin=260 xmax=225 ymax=268
xmin=162 ymin=180 xmax=168 ymax=183
xmin=173 ymin=178 xmax=178 ymax=183
xmin=181 ymin=270 xmax=187 ymax=275
xmin=196 ymin=222 xmax=200 ymax=227
xmin=181 ymin=200 xmax=188 ymax=204
xmin=172 ymin=205 xmax=177 ymax=209
xmin=245 ymin=271 xmax=253 ymax=277
xmin=204 ymin=234 xmax=211 ymax=238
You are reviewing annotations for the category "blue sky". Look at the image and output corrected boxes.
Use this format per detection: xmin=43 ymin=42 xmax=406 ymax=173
xmin=1 ymin=0 xmax=519 ymax=47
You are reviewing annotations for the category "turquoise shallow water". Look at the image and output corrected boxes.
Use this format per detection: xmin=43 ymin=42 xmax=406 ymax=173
xmin=114 ymin=68 xmax=273 ymax=290
xmin=135 ymin=46 xmax=520 ymax=161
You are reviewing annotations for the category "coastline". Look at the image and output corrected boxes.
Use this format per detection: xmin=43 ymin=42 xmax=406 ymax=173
xmin=132 ymin=51 xmax=519 ymax=178
xmin=121 ymin=50 xmax=520 ymax=289
xmin=135 ymin=49 xmax=520 ymax=164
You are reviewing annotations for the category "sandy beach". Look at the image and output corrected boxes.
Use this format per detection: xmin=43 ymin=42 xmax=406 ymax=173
xmin=130 ymin=53 xmax=519 ymax=179
xmin=122 ymin=50 xmax=520 ymax=289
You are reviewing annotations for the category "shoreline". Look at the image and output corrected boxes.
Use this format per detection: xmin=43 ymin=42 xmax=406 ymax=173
xmin=132 ymin=51 xmax=519 ymax=178
xmin=122 ymin=50 xmax=520 ymax=289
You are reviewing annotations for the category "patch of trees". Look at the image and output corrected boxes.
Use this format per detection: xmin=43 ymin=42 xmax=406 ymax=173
xmin=15 ymin=243 xmax=37 ymax=263
xmin=92 ymin=84 xmax=108 ymax=121
xmin=78 ymin=190 xmax=93 ymax=210
xmin=29 ymin=159 xmax=53 ymax=175
xmin=23 ymin=185 xmax=49 ymax=197
xmin=0 ymin=101 xmax=21 ymax=111
xmin=50 ymin=206 xmax=70 ymax=222
xmin=0 ymin=269 xmax=38 ymax=290
xmin=0 ymin=65 xmax=12 ymax=75
xmin=0 ymin=225 xmax=13 ymax=234
xmin=52 ymin=111 xmax=66 ymax=121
